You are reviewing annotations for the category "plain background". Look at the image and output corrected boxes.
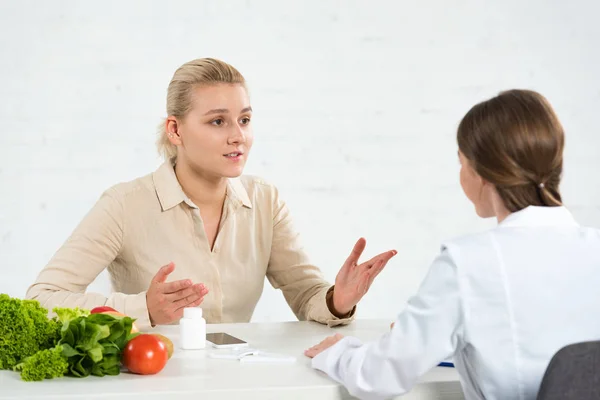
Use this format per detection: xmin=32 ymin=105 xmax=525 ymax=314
xmin=1 ymin=0 xmax=599 ymax=322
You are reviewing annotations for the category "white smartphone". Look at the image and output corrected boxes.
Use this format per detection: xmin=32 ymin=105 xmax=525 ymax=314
xmin=206 ymin=332 xmax=249 ymax=349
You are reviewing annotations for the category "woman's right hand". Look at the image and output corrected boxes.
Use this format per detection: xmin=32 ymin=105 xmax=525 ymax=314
xmin=146 ymin=262 xmax=209 ymax=326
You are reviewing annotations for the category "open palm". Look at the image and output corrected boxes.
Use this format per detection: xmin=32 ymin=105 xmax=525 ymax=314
xmin=332 ymin=238 xmax=397 ymax=315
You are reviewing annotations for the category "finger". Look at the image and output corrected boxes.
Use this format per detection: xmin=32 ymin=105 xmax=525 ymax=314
xmin=304 ymin=348 xmax=316 ymax=358
xmin=358 ymin=259 xmax=386 ymax=290
xmin=174 ymin=287 xmax=209 ymax=310
xmin=188 ymin=295 xmax=207 ymax=308
xmin=152 ymin=262 xmax=176 ymax=284
xmin=171 ymin=297 xmax=204 ymax=321
xmin=307 ymin=344 xmax=320 ymax=352
xmin=166 ymin=283 xmax=206 ymax=302
xmin=367 ymin=259 xmax=388 ymax=283
xmin=374 ymin=250 xmax=397 ymax=264
xmin=172 ymin=288 xmax=208 ymax=309
xmin=308 ymin=338 xmax=338 ymax=357
xmin=173 ymin=286 xmax=209 ymax=306
xmin=344 ymin=238 xmax=367 ymax=267
xmin=319 ymin=335 xmax=339 ymax=348
xmin=362 ymin=250 xmax=397 ymax=269
xmin=307 ymin=344 xmax=323 ymax=355
xmin=174 ymin=297 xmax=207 ymax=318
xmin=162 ymin=278 xmax=193 ymax=294
xmin=309 ymin=340 xmax=326 ymax=351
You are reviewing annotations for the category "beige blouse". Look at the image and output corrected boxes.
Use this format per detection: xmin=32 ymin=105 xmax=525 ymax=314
xmin=26 ymin=160 xmax=355 ymax=330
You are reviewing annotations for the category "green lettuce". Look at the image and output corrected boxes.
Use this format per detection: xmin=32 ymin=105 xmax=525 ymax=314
xmin=1 ymin=294 xmax=138 ymax=381
xmin=53 ymin=307 xmax=90 ymax=324
xmin=14 ymin=345 xmax=69 ymax=382
xmin=0 ymin=294 xmax=61 ymax=370
xmin=58 ymin=312 xmax=138 ymax=377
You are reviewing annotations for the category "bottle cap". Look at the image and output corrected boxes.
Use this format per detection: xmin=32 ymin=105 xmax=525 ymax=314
xmin=183 ymin=307 xmax=203 ymax=319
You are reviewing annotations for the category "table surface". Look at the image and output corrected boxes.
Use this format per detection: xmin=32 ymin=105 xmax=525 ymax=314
xmin=0 ymin=319 xmax=464 ymax=400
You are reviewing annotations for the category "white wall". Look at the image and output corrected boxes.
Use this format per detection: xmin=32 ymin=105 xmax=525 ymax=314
xmin=1 ymin=0 xmax=599 ymax=322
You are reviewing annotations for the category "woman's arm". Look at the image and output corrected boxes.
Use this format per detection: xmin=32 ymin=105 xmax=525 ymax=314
xmin=310 ymin=249 xmax=464 ymax=399
xmin=25 ymin=188 xmax=152 ymax=328
xmin=265 ymin=185 xmax=355 ymax=327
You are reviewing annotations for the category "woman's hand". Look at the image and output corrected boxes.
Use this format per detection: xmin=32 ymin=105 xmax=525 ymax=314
xmin=304 ymin=333 xmax=345 ymax=358
xmin=146 ymin=262 xmax=209 ymax=326
xmin=331 ymin=238 xmax=397 ymax=315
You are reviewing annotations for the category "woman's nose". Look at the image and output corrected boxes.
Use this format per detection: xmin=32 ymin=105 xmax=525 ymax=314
xmin=228 ymin=125 xmax=246 ymax=144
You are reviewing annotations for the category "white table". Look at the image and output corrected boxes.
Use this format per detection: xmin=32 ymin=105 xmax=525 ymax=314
xmin=0 ymin=319 xmax=464 ymax=399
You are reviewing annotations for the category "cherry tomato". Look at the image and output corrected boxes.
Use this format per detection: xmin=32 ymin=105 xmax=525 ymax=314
xmin=122 ymin=334 xmax=168 ymax=375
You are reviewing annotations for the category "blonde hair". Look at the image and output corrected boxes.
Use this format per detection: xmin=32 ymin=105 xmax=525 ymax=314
xmin=156 ymin=58 xmax=246 ymax=160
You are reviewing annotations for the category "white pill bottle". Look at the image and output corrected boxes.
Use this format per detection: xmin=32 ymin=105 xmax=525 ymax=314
xmin=180 ymin=307 xmax=206 ymax=349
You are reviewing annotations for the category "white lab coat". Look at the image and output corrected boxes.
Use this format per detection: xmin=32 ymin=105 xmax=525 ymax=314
xmin=312 ymin=206 xmax=600 ymax=400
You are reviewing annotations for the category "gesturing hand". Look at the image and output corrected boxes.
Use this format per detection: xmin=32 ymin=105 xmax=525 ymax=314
xmin=332 ymin=238 xmax=397 ymax=316
xmin=146 ymin=262 xmax=209 ymax=326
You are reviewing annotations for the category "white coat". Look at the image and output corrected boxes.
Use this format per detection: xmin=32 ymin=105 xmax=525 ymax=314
xmin=312 ymin=206 xmax=600 ymax=400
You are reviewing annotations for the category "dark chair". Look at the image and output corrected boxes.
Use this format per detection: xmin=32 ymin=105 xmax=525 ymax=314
xmin=537 ymin=340 xmax=600 ymax=400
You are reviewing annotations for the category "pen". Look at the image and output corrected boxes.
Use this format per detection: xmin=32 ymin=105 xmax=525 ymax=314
xmin=438 ymin=362 xmax=455 ymax=368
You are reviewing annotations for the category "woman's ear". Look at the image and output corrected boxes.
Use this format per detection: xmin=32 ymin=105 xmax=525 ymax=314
xmin=479 ymin=174 xmax=490 ymax=188
xmin=166 ymin=117 xmax=182 ymax=145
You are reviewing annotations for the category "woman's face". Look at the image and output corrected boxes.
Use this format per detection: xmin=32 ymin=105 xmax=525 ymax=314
xmin=169 ymin=83 xmax=253 ymax=180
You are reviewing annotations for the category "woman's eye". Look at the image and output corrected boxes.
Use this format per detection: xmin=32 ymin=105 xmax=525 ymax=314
xmin=240 ymin=117 xmax=251 ymax=125
xmin=211 ymin=119 xmax=224 ymax=126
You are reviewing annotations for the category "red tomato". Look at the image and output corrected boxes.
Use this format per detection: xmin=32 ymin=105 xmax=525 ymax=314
xmin=122 ymin=334 xmax=169 ymax=375
xmin=90 ymin=306 xmax=117 ymax=314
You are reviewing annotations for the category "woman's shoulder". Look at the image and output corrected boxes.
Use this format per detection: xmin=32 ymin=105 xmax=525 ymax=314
xmin=442 ymin=230 xmax=493 ymax=249
xmin=439 ymin=230 xmax=497 ymax=266
xmin=98 ymin=171 xmax=155 ymax=204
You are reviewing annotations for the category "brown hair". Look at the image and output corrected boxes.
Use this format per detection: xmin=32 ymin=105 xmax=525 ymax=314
xmin=156 ymin=58 xmax=247 ymax=160
xmin=457 ymin=89 xmax=564 ymax=212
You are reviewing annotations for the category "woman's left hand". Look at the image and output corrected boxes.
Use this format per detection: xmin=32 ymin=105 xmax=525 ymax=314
xmin=304 ymin=333 xmax=345 ymax=358
xmin=332 ymin=238 xmax=397 ymax=316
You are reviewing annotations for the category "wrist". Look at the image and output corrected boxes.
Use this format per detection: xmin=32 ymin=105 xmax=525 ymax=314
xmin=328 ymin=286 xmax=353 ymax=317
xmin=146 ymin=293 xmax=156 ymax=327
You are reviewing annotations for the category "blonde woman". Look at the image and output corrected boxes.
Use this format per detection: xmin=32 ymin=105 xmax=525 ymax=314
xmin=26 ymin=58 xmax=397 ymax=330
xmin=305 ymin=90 xmax=600 ymax=400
